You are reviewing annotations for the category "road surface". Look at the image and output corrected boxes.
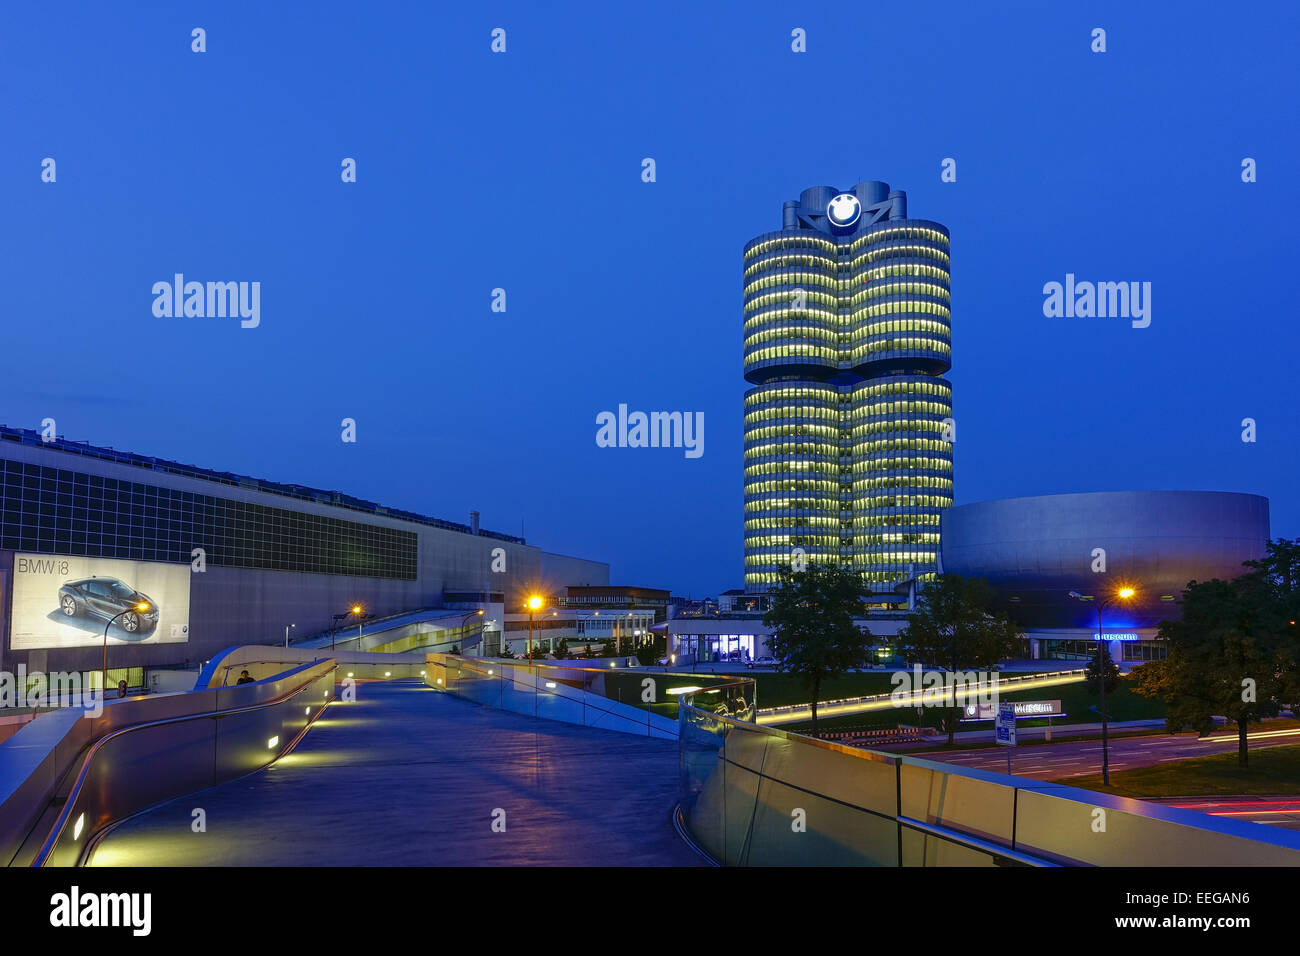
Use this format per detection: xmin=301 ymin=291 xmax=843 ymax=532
xmin=912 ymin=726 xmax=1300 ymax=779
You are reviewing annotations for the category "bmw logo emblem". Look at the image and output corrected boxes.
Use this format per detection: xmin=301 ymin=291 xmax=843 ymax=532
xmin=827 ymin=193 xmax=861 ymax=226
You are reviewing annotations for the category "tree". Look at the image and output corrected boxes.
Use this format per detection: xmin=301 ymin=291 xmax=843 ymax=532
xmin=897 ymin=574 xmax=1022 ymax=744
xmin=1084 ymin=644 xmax=1120 ymax=699
xmin=763 ymin=563 xmax=872 ymax=734
xmin=1131 ymin=539 xmax=1300 ymax=767
xmin=553 ymin=638 xmax=569 ymax=660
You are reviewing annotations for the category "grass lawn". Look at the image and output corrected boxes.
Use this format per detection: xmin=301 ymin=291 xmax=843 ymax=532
xmin=999 ymin=677 xmax=1164 ymax=724
xmin=748 ymin=672 xmax=899 ymax=708
xmin=1064 ymin=744 xmax=1300 ymax=798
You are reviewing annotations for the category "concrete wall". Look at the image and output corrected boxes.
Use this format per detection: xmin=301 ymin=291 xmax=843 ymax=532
xmin=539 ymin=551 xmax=610 ymax=590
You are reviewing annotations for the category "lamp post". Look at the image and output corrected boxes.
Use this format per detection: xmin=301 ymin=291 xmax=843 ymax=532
xmin=456 ymin=608 xmax=484 ymax=654
xmin=331 ymin=605 xmax=362 ymax=652
xmin=284 ymin=623 xmax=295 ymax=648
xmin=1069 ymin=586 xmax=1136 ymax=786
xmin=102 ymin=601 xmax=151 ymax=696
xmin=526 ymin=595 xmax=543 ymax=666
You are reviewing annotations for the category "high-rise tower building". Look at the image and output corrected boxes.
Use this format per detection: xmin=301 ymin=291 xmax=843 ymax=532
xmin=742 ymin=181 xmax=953 ymax=599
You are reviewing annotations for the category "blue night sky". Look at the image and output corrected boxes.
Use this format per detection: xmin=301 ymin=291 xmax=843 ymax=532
xmin=3 ymin=1 xmax=1297 ymax=596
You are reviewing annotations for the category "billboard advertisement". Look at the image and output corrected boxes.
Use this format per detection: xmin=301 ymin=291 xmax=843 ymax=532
xmin=9 ymin=553 xmax=190 ymax=650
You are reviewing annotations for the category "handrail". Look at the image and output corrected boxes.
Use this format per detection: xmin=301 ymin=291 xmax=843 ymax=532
xmin=32 ymin=660 xmax=334 ymax=867
xmin=452 ymin=658 xmax=672 ymax=730
xmin=896 ymin=816 xmax=1058 ymax=867
xmin=432 ymin=655 xmax=704 ymax=735
xmin=217 ymin=657 xmax=327 ymax=686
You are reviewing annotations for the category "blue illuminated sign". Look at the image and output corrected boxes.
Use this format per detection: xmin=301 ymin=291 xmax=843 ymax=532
xmin=1093 ymin=632 xmax=1140 ymax=641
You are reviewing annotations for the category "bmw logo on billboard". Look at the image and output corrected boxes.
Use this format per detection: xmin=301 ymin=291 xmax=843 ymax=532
xmin=826 ymin=192 xmax=861 ymax=227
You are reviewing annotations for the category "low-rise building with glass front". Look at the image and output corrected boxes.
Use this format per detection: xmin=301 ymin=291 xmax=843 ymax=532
xmin=0 ymin=425 xmax=608 ymax=681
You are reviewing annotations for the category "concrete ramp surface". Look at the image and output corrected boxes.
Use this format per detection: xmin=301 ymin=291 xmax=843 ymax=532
xmin=87 ymin=679 xmax=700 ymax=866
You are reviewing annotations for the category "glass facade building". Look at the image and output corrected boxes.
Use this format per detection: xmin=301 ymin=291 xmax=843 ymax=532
xmin=743 ymin=182 xmax=954 ymax=595
xmin=0 ymin=457 xmax=419 ymax=579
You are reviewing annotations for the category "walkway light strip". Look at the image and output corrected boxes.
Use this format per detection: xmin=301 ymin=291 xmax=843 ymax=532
xmin=1203 ymin=728 xmax=1300 ymax=743
xmin=267 ymin=736 xmax=280 ymax=749
xmin=73 ymin=813 xmax=85 ymax=841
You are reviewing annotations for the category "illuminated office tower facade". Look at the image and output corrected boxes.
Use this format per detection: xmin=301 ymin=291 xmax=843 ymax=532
xmin=743 ymin=182 xmax=953 ymax=597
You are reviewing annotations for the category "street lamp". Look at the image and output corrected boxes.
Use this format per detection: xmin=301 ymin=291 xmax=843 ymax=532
xmin=103 ymin=601 xmax=151 ymax=696
xmin=526 ymin=595 xmax=543 ymax=666
xmin=331 ymin=605 xmax=364 ymax=652
xmin=1069 ymin=586 xmax=1136 ymax=786
xmin=456 ymin=608 xmax=484 ymax=655
xmin=284 ymin=623 xmax=295 ymax=648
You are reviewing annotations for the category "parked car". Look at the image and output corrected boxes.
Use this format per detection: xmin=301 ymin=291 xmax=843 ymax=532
xmin=746 ymin=656 xmax=778 ymax=669
xmin=58 ymin=577 xmax=160 ymax=634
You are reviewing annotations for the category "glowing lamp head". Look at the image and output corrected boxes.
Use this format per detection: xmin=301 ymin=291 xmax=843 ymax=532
xmin=1117 ymin=588 xmax=1136 ymax=600
xmin=527 ymin=596 xmax=543 ymax=611
xmin=351 ymin=605 xmax=362 ymax=615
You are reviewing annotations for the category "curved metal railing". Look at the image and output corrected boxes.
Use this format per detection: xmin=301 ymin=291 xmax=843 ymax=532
xmin=426 ymin=655 xmax=754 ymax=737
xmin=30 ymin=659 xmax=336 ymax=867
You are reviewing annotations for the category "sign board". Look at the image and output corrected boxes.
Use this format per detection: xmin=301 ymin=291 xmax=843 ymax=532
xmin=10 ymin=553 xmax=191 ymax=650
xmin=995 ymin=701 xmax=1017 ymax=747
xmin=965 ymin=699 xmax=1062 ymax=721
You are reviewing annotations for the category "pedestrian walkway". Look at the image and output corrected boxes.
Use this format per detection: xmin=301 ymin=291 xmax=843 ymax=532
xmin=87 ymin=679 xmax=700 ymax=866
